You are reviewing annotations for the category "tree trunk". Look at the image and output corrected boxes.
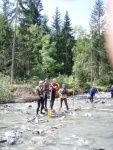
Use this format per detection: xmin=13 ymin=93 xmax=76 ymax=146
xmin=11 ymin=0 xmax=18 ymax=84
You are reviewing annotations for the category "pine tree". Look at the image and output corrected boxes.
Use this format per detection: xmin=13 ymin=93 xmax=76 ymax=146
xmin=0 ymin=0 xmax=13 ymax=74
xmin=19 ymin=0 xmax=43 ymax=32
xmin=14 ymin=0 xmax=43 ymax=78
xmin=40 ymin=15 xmax=50 ymax=36
xmin=2 ymin=0 xmax=14 ymax=23
xmin=89 ymin=0 xmax=104 ymax=78
xmin=62 ymin=11 xmax=75 ymax=75
xmin=51 ymin=7 xmax=62 ymax=34
xmin=51 ymin=7 xmax=63 ymax=75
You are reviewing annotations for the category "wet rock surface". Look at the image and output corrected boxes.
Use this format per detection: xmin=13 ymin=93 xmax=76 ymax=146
xmin=0 ymin=92 xmax=113 ymax=150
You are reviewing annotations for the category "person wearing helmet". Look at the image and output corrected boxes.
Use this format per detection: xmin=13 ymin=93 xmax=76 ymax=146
xmin=35 ymin=80 xmax=45 ymax=116
xmin=49 ymin=78 xmax=60 ymax=111
xmin=89 ymin=86 xmax=96 ymax=103
xmin=43 ymin=78 xmax=49 ymax=110
xmin=58 ymin=84 xmax=72 ymax=112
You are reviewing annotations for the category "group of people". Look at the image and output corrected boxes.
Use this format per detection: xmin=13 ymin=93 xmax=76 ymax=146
xmin=35 ymin=78 xmax=72 ymax=116
xmin=35 ymin=78 xmax=113 ymax=116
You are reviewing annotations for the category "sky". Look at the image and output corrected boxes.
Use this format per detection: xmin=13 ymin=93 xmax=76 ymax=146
xmin=41 ymin=0 xmax=107 ymax=30
xmin=0 ymin=0 xmax=107 ymax=30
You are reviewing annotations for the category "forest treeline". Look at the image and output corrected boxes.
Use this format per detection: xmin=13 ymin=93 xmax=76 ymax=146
xmin=0 ymin=0 xmax=113 ymax=88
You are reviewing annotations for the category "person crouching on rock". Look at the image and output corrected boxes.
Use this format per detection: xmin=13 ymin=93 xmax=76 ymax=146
xmin=35 ymin=80 xmax=45 ymax=115
xmin=58 ymin=84 xmax=72 ymax=112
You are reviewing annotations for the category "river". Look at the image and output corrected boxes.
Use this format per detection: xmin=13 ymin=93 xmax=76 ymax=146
xmin=0 ymin=92 xmax=113 ymax=150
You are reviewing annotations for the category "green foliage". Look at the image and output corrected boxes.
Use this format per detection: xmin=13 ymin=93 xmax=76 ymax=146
xmin=0 ymin=0 xmax=113 ymax=88
xmin=55 ymin=74 xmax=75 ymax=88
xmin=72 ymin=30 xmax=91 ymax=85
xmin=0 ymin=73 xmax=13 ymax=103
xmin=40 ymin=15 xmax=50 ymax=36
xmin=0 ymin=14 xmax=13 ymax=73
xmin=61 ymin=11 xmax=75 ymax=75
xmin=95 ymin=71 xmax=113 ymax=86
xmin=89 ymin=0 xmax=105 ymax=79
xmin=90 ymin=0 xmax=104 ymax=29
xmin=19 ymin=0 xmax=43 ymax=28
xmin=40 ymin=34 xmax=57 ymax=77
xmin=51 ymin=9 xmax=75 ymax=75
xmin=51 ymin=7 xmax=62 ymax=33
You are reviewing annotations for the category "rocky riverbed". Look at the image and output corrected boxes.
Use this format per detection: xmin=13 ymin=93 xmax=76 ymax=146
xmin=0 ymin=92 xmax=113 ymax=150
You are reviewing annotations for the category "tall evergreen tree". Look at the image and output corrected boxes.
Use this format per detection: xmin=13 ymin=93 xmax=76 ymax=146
xmin=62 ymin=11 xmax=75 ymax=75
xmin=14 ymin=0 xmax=43 ymax=78
xmin=19 ymin=0 xmax=43 ymax=32
xmin=0 ymin=0 xmax=13 ymax=74
xmin=40 ymin=15 xmax=50 ymax=36
xmin=51 ymin=7 xmax=62 ymax=34
xmin=51 ymin=7 xmax=63 ymax=74
xmin=89 ymin=0 xmax=104 ymax=78
xmin=2 ymin=0 xmax=14 ymax=23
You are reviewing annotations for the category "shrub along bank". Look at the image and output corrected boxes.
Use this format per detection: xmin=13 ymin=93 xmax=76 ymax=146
xmin=0 ymin=73 xmax=110 ymax=104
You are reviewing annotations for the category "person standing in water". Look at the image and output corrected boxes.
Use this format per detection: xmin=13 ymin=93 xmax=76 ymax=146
xmin=58 ymin=84 xmax=73 ymax=112
xmin=110 ymin=85 xmax=113 ymax=98
xmin=49 ymin=78 xmax=60 ymax=111
xmin=35 ymin=80 xmax=45 ymax=116
xmin=89 ymin=86 xmax=96 ymax=103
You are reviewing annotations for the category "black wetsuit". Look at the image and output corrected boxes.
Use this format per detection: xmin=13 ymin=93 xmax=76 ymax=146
xmin=50 ymin=83 xmax=59 ymax=110
xmin=36 ymin=85 xmax=44 ymax=114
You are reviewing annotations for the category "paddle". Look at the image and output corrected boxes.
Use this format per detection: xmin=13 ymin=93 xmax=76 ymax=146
xmin=47 ymin=89 xmax=52 ymax=117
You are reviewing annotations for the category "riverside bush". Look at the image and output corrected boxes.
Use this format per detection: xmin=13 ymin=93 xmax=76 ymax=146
xmin=0 ymin=73 xmax=13 ymax=103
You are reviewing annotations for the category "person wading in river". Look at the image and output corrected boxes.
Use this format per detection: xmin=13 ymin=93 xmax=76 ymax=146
xmin=35 ymin=81 xmax=45 ymax=116
xmin=89 ymin=86 xmax=96 ymax=103
xmin=49 ymin=78 xmax=60 ymax=111
xmin=58 ymin=84 xmax=68 ymax=112
xmin=110 ymin=85 xmax=113 ymax=98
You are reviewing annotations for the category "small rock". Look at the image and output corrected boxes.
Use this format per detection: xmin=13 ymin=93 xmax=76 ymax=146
xmin=0 ymin=136 xmax=7 ymax=143
xmin=84 ymin=113 xmax=92 ymax=117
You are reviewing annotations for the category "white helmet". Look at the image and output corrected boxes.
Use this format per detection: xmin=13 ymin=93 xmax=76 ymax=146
xmin=39 ymin=80 xmax=43 ymax=84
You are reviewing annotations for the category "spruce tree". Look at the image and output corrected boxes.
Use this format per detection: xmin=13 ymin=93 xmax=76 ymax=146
xmin=51 ymin=7 xmax=62 ymax=34
xmin=89 ymin=0 xmax=104 ymax=78
xmin=40 ymin=15 xmax=50 ymax=36
xmin=51 ymin=7 xmax=63 ymax=75
xmin=19 ymin=0 xmax=43 ymax=32
xmin=62 ymin=11 xmax=75 ymax=75
xmin=0 ymin=0 xmax=13 ymax=74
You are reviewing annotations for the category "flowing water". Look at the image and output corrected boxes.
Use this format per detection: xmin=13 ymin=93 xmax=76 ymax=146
xmin=0 ymin=92 xmax=113 ymax=150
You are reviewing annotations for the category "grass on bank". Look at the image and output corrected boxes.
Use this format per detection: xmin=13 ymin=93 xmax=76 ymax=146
xmin=0 ymin=73 xmax=36 ymax=103
xmin=0 ymin=73 xmax=111 ymax=104
xmin=0 ymin=73 xmax=13 ymax=103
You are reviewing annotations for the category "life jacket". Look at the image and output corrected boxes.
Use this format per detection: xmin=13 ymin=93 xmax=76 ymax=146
xmin=43 ymin=82 xmax=49 ymax=92
xmin=55 ymin=83 xmax=60 ymax=91
xmin=61 ymin=88 xmax=67 ymax=94
xmin=50 ymin=83 xmax=60 ymax=92
xmin=110 ymin=87 xmax=113 ymax=93
xmin=90 ymin=88 xmax=95 ymax=95
xmin=36 ymin=86 xmax=44 ymax=95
